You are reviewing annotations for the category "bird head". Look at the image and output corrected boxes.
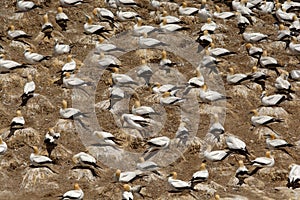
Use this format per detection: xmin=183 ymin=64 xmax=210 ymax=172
xmin=262 ymin=50 xmax=268 ymax=57
xmin=215 ymin=5 xmax=220 ymax=13
xmin=115 ymin=169 xmax=121 ymax=177
xmin=181 ymin=2 xmax=187 ymax=8
xmin=32 ymin=146 xmax=39 ymax=154
xmin=92 ymin=8 xmax=98 ymax=16
xmin=238 ymin=160 xmax=244 ymax=167
xmin=161 ymin=50 xmax=167 ymax=59
xmin=57 ymin=7 xmax=63 ymax=13
xmin=8 ymin=25 xmax=15 ymax=31
xmin=16 ymin=110 xmax=22 ymax=117
xmin=251 ymin=66 xmax=257 ymax=73
xmin=43 ymin=13 xmax=49 ymax=23
xmin=27 ymin=74 xmax=33 ymax=81
xmin=269 ymin=133 xmax=276 ymax=140
xmin=98 ymin=36 xmax=105 ymax=43
xmin=62 ymin=100 xmax=68 ymax=109
xmin=137 ymin=17 xmax=143 ymax=26
xmin=74 ymin=183 xmax=81 ymax=190
xmin=72 ymin=155 xmax=78 ymax=164
xmin=200 ymin=84 xmax=207 ymax=91
xmin=245 ymin=43 xmax=252 ymax=50
xmin=162 ymin=10 xmax=168 ymax=17
xmin=123 ymin=184 xmax=131 ymax=192
xmin=0 ymin=136 xmax=3 ymax=144
xmin=228 ymin=67 xmax=234 ymax=75
xmin=249 ymin=109 xmax=258 ymax=116
xmin=200 ymin=163 xmax=206 ymax=170
xmin=162 ymin=91 xmax=171 ymax=98
xmin=85 ymin=15 xmax=93 ymax=24
xmin=203 ymin=30 xmax=209 ymax=36
xmin=265 ymin=151 xmax=271 ymax=158
xmin=134 ymin=99 xmax=141 ymax=108
xmin=162 ymin=18 xmax=167 ymax=25
xmin=168 ymin=171 xmax=177 ymax=179
xmin=206 ymin=18 xmax=212 ymax=23
xmin=64 ymin=72 xmax=71 ymax=78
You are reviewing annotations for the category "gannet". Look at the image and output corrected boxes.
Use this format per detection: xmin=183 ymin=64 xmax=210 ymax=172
xmin=30 ymin=146 xmax=52 ymax=166
xmin=183 ymin=70 xmax=204 ymax=95
xmin=204 ymin=149 xmax=231 ymax=162
xmin=160 ymin=18 xmax=189 ymax=32
xmin=266 ymin=133 xmax=293 ymax=149
xmin=84 ymin=15 xmax=110 ymax=37
xmin=288 ymin=36 xmax=300 ymax=55
xmin=275 ymin=3 xmax=296 ymax=23
xmin=251 ymin=151 xmax=274 ymax=167
xmin=116 ymin=10 xmax=139 ymax=21
xmin=259 ymin=50 xmax=282 ymax=72
xmin=72 ymin=152 xmax=101 ymax=168
xmin=275 ymin=69 xmax=291 ymax=92
xmin=175 ymin=122 xmax=189 ymax=145
xmin=237 ymin=0 xmax=254 ymax=15
xmin=201 ymin=18 xmax=217 ymax=33
xmin=287 ymin=164 xmax=300 ymax=189
xmin=95 ymin=37 xmax=124 ymax=53
xmin=290 ymin=70 xmax=300 ymax=80
xmin=208 ymin=114 xmax=225 ymax=139
xmin=60 ymin=0 xmax=87 ymax=7
xmin=115 ymin=0 xmax=140 ymax=8
xmin=196 ymin=30 xmax=212 ymax=49
xmin=122 ymin=184 xmax=134 ymax=200
xmin=199 ymin=84 xmax=229 ymax=102
xmin=54 ymin=40 xmax=72 ymax=55
xmin=93 ymin=7 xmax=114 ymax=23
xmin=109 ymin=84 xmax=125 ymax=109
xmin=94 ymin=130 xmax=121 ymax=146
xmin=198 ymin=0 xmax=211 ymax=22
xmin=226 ymin=135 xmax=249 ymax=156
xmin=44 ymin=127 xmax=60 ymax=153
xmin=245 ymin=43 xmax=263 ymax=59
xmin=138 ymin=33 xmax=168 ymax=49
xmin=258 ymin=0 xmax=274 ymax=14
xmin=243 ymin=32 xmax=268 ymax=42
xmin=227 ymin=67 xmax=251 ymax=84
xmin=136 ymin=157 xmax=160 ymax=174
xmin=0 ymin=136 xmax=7 ymax=155
xmin=289 ymin=16 xmax=300 ymax=34
xmin=63 ymin=72 xmax=92 ymax=88
xmin=277 ymin=24 xmax=291 ymax=42
xmin=250 ymin=109 xmax=284 ymax=126
xmin=7 ymin=25 xmax=31 ymax=40
xmin=160 ymin=92 xmax=185 ymax=105
xmin=260 ymin=91 xmax=286 ymax=106
xmin=10 ymin=110 xmax=25 ymax=129
xmin=56 ymin=7 xmax=69 ymax=31
xmin=41 ymin=14 xmax=53 ymax=39
xmin=137 ymin=60 xmax=153 ymax=85
xmin=0 ymin=54 xmax=27 ymax=73
xmin=248 ymin=66 xmax=269 ymax=90
xmin=190 ymin=163 xmax=209 ymax=183
xmin=59 ymin=183 xmax=84 ymax=200
xmin=143 ymin=136 xmax=170 ymax=159
xmin=282 ymin=0 xmax=300 ymax=12
xmin=151 ymin=83 xmax=181 ymax=95
xmin=24 ymin=48 xmax=50 ymax=64
xmin=122 ymin=114 xmax=150 ymax=131
xmin=112 ymin=67 xmax=137 ymax=86
xmin=159 ymin=50 xmax=177 ymax=70
xmin=16 ymin=0 xmax=41 ymax=12
xmin=208 ymin=43 xmax=236 ymax=57
xmin=21 ymin=74 xmax=35 ymax=106
xmin=159 ymin=10 xmax=182 ymax=24
xmin=168 ymin=172 xmax=192 ymax=191
xmin=132 ymin=99 xmax=156 ymax=117
xmin=201 ymin=50 xmax=221 ymax=73
xmin=214 ymin=5 xmax=235 ymax=19
xmin=60 ymin=100 xmax=88 ymax=119
xmin=179 ymin=2 xmax=199 ymax=16
xmin=236 ymin=11 xmax=250 ymax=34
xmin=98 ymin=52 xmax=120 ymax=69
xmin=133 ymin=18 xmax=157 ymax=36
xmin=115 ymin=169 xmax=143 ymax=183
xmin=62 ymin=55 xmax=76 ymax=74
xmin=235 ymin=160 xmax=249 ymax=185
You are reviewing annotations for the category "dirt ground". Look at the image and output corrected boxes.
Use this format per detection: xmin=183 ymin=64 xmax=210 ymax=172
xmin=0 ymin=0 xmax=300 ymax=199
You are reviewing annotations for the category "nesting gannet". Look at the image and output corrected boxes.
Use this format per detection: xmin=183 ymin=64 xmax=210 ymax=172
xmin=138 ymin=33 xmax=168 ymax=49
xmin=30 ymin=146 xmax=52 ymax=166
xmin=44 ymin=127 xmax=60 ymax=156
xmin=54 ymin=40 xmax=72 ymax=55
xmin=168 ymin=172 xmax=192 ymax=191
xmin=259 ymin=50 xmax=282 ymax=72
xmin=72 ymin=152 xmax=101 ymax=168
xmin=95 ymin=37 xmax=124 ymax=53
xmin=260 ymin=91 xmax=286 ymax=106
xmin=143 ymin=136 xmax=170 ymax=159
xmin=21 ymin=74 xmax=35 ymax=106
xmin=282 ymin=0 xmax=300 ymax=12
xmin=175 ymin=122 xmax=189 ymax=145
xmin=248 ymin=66 xmax=269 ymax=90
xmin=16 ymin=0 xmax=41 ymax=12
xmin=137 ymin=60 xmax=153 ymax=85
xmin=116 ymin=10 xmax=139 ymax=21
xmin=60 ymin=100 xmax=88 ymax=119
xmin=115 ymin=169 xmax=143 ymax=183
xmin=275 ymin=3 xmax=296 ymax=23
xmin=183 ymin=70 xmax=204 ymax=95
xmin=243 ymin=32 xmax=268 ymax=43
xmin=245 ymin=43 xmax=263 ymax=59
xmin=288 ymin=36 xmax=300 ymax=55
xmin=159 ymin=50 xmax=177 ymax=70
xmin=0 ymin=54 xmax=27 ymax=73
xmin=160 ymin=18 xmax=189 ymax=32
xmin=236 ymin=11 xmax=250 ymax=34
xmin=94 ymin=130 xmax=121 ymax=146
xmin=59 ymin=183 xmax=84 ymax=200
xmin=63 ymin=72 xmax=92 ymax=88
xmin=160 ymin=92 xmax=185 ymax=105
xmin=60 ymin=0 xmax=86 ymax=7
xmin=121 ymin=114 xmax=150 ymax=131
xmin=204 ymin=149 xmax=232 ymax=162
xmin=56 ymin=7 xmax=69 ymax=31
xmin=289 ymin=16 xmax=300 ymax=35
xmin=122 ymin=184 xmax=134 ymax=200
xmin=0 ymin=136 xmax=7 ymax=155
xmin=258 ymin=0 xmax=274 ymax=14
xmin=112 ymin=68 xmax=137 ymax=86
xmin=133 ymin=18 xmax=157 ymax=36
xmin=159 ymin=10 xmax=182 ymax=24
xmin=266 ymin=133 xmax=293 ymax=149
xmin=235 ymin=160 xmax=249 ymax=185
xmin=84 ymin=15 xmax=110 ymax=37
xmin=132 ymin=99 xmax=156 ymax=117
xmin=226 ymin=135 xmax=249 ymax=156
xmin=151 ymin=83 xmax=181 ymax=95
xmin=136 ymin=157 xmax=160 ymax=174
xmin=251 ymin=151 xmax=274 ymax=167
xmin=98 ymin=52 xmax=120 ymax=69
xmin=275 ymin=69 xmax=292 ymax=92
xmin=227 ymin=67 xmax=251 ymax=84
xmin=201 ymin=18 xmax=217 ymax=33
xmin=62 ymin=55 xmax=76 ymax=74
xmin=250 ymin=109 xmax=284 ymax=127
xmin=10 ymin=110 xmax=25 ymax=130
xmin=277 ymin=24 xmax=291 ymax=42
xmin=106 ymin=0 xmax=117 ymax=9
xmin=24 ymin=48 xmax=50 ymax=64
xmin=109 ymin=85 xmax=125 ymax=109
xmin=7 ymin=25 xmax=31 ymax=40
xmin=213 ymin=5 xmax=235 ymax=19
xmin=41 ymin=14 xmax=53 ymax=39
xmin=196 ymin=30 xmax=212 ymax=49
xmin=201 ymin=50 xmax=221 ymax=73
xmin=208 ymin=114 xmax=224 ymax=139
xmin=237 ymin=0 xmax=254 ymax=15
xmin=199 ymin=84 xmax=229 ymax=102
xmin=198 ymin=0 xmax=211 ymax=22
xmin=190 ymin=163 xmax=209 ymax=183
xmin=208 ymin=43 xmax=236 ymax=57
xmin=115 ymin=0 xmax=140 ymax=8
xmin=287 ymin=164 xmax=300 ymax=189
xmin=93 ymin=7 xmax=114 ymax=23
xmin=290 ymin=70 xmax=300 ymax=81
xmin=179 ymin=2 xmax=198 ymax=16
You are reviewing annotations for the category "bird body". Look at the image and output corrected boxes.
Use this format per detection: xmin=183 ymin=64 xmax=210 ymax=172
xmin=30 ymin=146 xmax=52 ymax=165
xmin=251 ymin=151 xmax=274 ymax=167
xmin=60 ymin=184 xmax=84 ymax=200
xmin=0 ymin=136 xmax=7 ymax=155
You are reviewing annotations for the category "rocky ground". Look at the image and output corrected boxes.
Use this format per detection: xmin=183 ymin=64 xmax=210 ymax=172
xmin=0 ymin=0 xmax=300 ymax=199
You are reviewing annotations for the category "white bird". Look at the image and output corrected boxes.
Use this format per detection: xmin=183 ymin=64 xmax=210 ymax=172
xmin=24 ymin=48 xmax=50 ymax=64
xmin=159 ymin=10 xmax=182 ymax=24
xmin=62 ymin=55 xmax=76 ymax=73
xmin=251 ymin=151 xmax=274 ymax=167
xmin=183 ymin=70 xmax=204 ymax=95
xmin=213 ymin=5 xmax=235 ymax=19
xmin=84 ymin=15 xmax=110 ymax=37
xmin=258 ymin=0 xmax=274 ymax=14
xmin=275 ymin=70 xmax=291 ymax=92
xmin=260 ymin=91 xmax=286 ymax=106
xmin=227 ymin=67 xmax=250 ymax=84
xmin=277 ymin=24 xmax=291 ymax=41
xmin=94 ymin=130 xmax=121 ymax=146
xmin=160 ymin=18 xmax=189 ymax=33
xmin=95 ymin=37 xmax=124 ymax=53
xmin=159 ymin=50 xmax=177 ymax=70
xmin=60 ymin=100 xmax=87 ymax=119
xmin=175 ymin=122 xmax=189 ymax=145
xmin=63 ymin=72 xmax=92 ymax=88
xmin=160 ymin=92 xmax=185 ymax=105
xmin=56 ymin=7 xmax=69 ymax=31
xmin=248 ymin=66 xmax=269 ymax=90
xmin=112 ymin=68 xmax=137 ymax=86
xmin=121 ymin=114 xmax=150 ymax=131
xmin=30 ymin=146 xmax=52 ymax=166
xmin=179 ymin=2 xmax=199 ymax=16
xmin=41 ymin=14 xmax=54 ymax=39
xmin=138 ymin=33 xmax=167 ymax=49
xmin=7 ymin=25 xmax=31 ymax=40
xmin=16 ymin=0 xmax=41 ymax=12
xmin=72 ymin=152 xmax=101 ymax=168
xmin=235 ymin=160 xmax=249 ymax=185
xmin=122 ymin=184 xmax=134 ymax=200
xmin=136 ymin=157 xmax=160 ymax=173
xmin=21 ymin=74 xmax=35 ymax=106
xmin=243 ymin=32 xmax=268 ymax=43
xmin=275 ymin=3 xmax=296 ymax=23
xmin=152 ymin=83 xmax=180 ymax=95
xmin=289 ymin=16 xmax=300 ymax=33
xmin=226 ymin=135 xmax=249 ymax=156
xmin=0 ymin=136 xmax=7 ymax=155
xmin=10 ymin=110 xmax=25 ymax=129
xmin=190 ymin=163 xmax=209 ymax=183
xmin=115 ymin=0 xmax=140 ymax=8
xmin=287 ymin=164 xmax=300 ymax=189
xmin=115 ymin=169 xmax=143 ymax=183
xmin=259 ymin=50 xmax=282 ymax=71
xmin=137 ymin=60 xmax=153 ymax=85
xmin=60 ymin=184 xmax=84 ymax=200
xmin=54 ymin=40 xmax=71 ymax=55
xmin=290 ymin=70 xmax=300 ymax=81
xmin=208 ymin=114 xmax=224 ymax=139
xmin=250 ymin=109 xmax=284 ymax=127
xmin=282 ymin=0 xmax=300 ymax=12
xmin=196 ymin=30 xmax=212 ymax=48
xmin=198 ymin=0 xmax=211 ymax=22
xmin=201 ymin=18 xmax=217 ymax=33
xmin=132 ymin=99 xmax=156 ymax=117
xmin=199 ymin=84 xmax=228 ymax=102
xmin=60 ymin=0 xmax=86 ymax=7
xmin=44 ymin=128 xmax=60 ymax=145
xmin=266 ymin=133 xmax=293 ymax=149
xmin=98 ymin=52 xmax=120 ymax=68
xmin=204 ymin=149 xmax=231 ymax=162
xmin=133 ymin=18 xmax=157 ymax=36
xmin=236 ymin=12 xmax=251 ymax=34
xmin=144 ymin=136 xmax=170 ymax=159
xmin=168 ymin=172 xmax=192 ymax=191
xmin=245 ymin=43 xmax=263 ymax=59
xmin=208 ymin=43 xmax=236 ymax=57
xmin=116 ymin=10 xmax=139 ymax=21
xmin=93 ymin=7 xmax=114 ymax=22
xmin=288 ymin=36 xmax=300 ymax=55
